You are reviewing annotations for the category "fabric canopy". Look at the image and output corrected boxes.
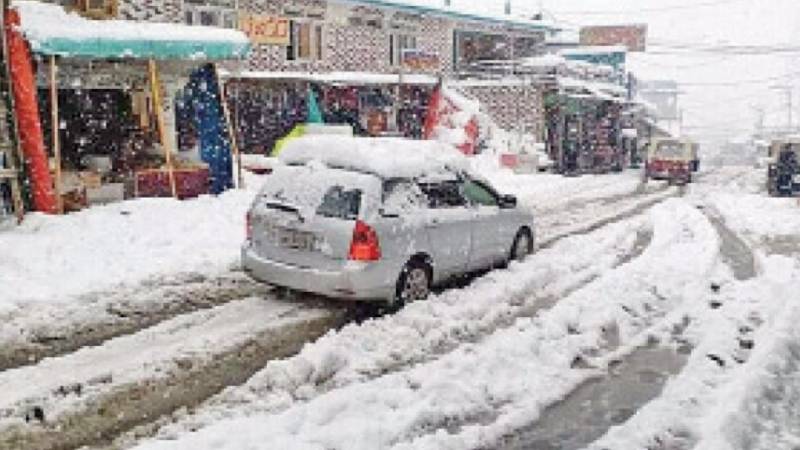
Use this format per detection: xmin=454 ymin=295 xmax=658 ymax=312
xmin=13 ymin=1 xmax=250 ymax=60
xmin=28 ymin=38 xmax=250 ymax=60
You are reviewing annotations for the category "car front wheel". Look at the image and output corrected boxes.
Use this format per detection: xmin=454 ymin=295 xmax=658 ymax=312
xmin=510 ymin=229 xmax=534 ymax=262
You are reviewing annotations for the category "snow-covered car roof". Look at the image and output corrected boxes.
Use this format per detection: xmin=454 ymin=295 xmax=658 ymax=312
xmin=278 ymin=135 xmax=469 ymax=180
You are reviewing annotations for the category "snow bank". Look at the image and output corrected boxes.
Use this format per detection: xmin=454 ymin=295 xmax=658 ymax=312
xmin=0 ymin=188 xmax=258 ymax=313
xmin=279 ymin=135 xmax=468 ymax=179
xmin=711 ymin=193 xmax=800 ymax=239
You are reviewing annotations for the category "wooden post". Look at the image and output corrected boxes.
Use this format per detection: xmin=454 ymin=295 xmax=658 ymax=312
xmin=214 ymin=64 xmax=243 ymax=189
xmin=148 ymin=59 xmax=177 ymax=199
xmin=49 ymin=55 xmax=63 ymax=214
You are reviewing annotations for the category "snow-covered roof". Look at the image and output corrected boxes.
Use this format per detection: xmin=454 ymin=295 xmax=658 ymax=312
xmin=13 ymin=1 xmax=250 ymax=60
xmin=338 ymin=0 xmax=560 ymax=32
xmin=559 ymin=77 xmax=627 ymax=100
xmin=224 ymin=70 xmax=438 ymax=86
xmin=559 ymin=45 xmax=628 ymax=56
xmin=520 ymin=54 xmax=567 ymax=68
xmin=279 ymin=135 xmax=468 ymax=179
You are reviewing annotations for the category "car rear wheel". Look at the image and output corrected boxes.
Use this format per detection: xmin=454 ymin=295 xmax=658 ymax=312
xmin=396 ymin=261 xmax=432 ymax=304
xmin=510 ymin=229 xmax=534 ymax=262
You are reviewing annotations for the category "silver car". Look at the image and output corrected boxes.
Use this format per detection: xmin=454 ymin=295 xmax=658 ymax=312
xmin=242 ymin=151 xmax=535 ymax=304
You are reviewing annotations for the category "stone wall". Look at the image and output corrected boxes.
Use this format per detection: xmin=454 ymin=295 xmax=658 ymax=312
xmin=117 ymin=0 xmax=182 ymax=23
xmin=459 ymin=83 xmax=544 ymax=140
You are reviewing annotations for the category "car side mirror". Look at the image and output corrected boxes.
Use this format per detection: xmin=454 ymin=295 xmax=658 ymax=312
xmin=499 ymin=194 xmax=517 ymax=209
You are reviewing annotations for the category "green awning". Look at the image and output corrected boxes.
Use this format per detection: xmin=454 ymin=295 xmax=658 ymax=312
xmin=14 ymin=0 xmax=251 ymax=61
xmin=29 ymin=37 xmax=250 ymax=61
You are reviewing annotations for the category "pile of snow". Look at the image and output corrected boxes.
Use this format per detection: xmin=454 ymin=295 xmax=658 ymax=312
xmin=279 ymin=135 xmax=468 ymax=179
xmin=14 ymin=0 xmax=249 ymax=54
xmin=0 ymin=188 xmax=259 ymax=314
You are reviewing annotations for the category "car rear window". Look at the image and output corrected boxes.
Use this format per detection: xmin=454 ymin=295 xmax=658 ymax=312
xmin=655 ymin=142 xmax=686 ymax=158
xmin=316 ymin=186 xmax=362 ymax=220
xmin=257 ymin=165 xmax=380 ymax=220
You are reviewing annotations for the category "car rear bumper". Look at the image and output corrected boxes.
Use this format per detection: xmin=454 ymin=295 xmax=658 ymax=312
xmin=647 ymin=169 xmax=690 ymax=180
xmin=241 ymin=245 xmax=397 ymax=302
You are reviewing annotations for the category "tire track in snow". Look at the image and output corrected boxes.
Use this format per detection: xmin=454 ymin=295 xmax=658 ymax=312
xmin=0 ymin=272 xmax=270 ymax=372
xmin=538 ymin=184 xmax=677 ymax=248
xmin=0 ymin=297 xmax=347 ymax=450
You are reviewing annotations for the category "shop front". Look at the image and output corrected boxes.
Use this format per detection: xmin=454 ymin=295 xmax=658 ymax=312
xmin=11 ymin=1 xmax=249 ymax=213
xmin=545 ymin=89 xmax=625 ymax=174
xmin=226 ymin=72 xmax=436 ymax=155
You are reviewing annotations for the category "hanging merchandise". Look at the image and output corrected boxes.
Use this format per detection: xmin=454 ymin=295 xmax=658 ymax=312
xmin=397 ymin=85 xmax=431 ymax=139
xmin=306 ymin=88 xmax=324 ymax=124
xmin=185 ymin=64 xmax=233 ymax=195
xmin=322 ymin=86 xmax=363 ymax=135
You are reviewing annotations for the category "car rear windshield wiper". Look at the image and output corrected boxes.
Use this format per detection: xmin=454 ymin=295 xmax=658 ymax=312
xmin=265 ymin=201 xmax=306 ymax=222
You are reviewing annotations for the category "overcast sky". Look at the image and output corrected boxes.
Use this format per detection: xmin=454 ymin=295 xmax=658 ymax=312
xmin=443 ymin=0 xmax=800 ymax=146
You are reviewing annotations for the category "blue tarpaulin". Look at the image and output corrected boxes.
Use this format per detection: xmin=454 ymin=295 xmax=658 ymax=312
xmin=184 ymin=65 xmax=234 ymax=194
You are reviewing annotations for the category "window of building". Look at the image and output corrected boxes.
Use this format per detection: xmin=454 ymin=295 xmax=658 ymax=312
xmin=390 ymin=34 xmax=418 ymax=66
xmin=70 ymin=0 xmax=118 ymax=19
xmin=183 ymin=0 xmax=237 ymax=29
xmin=287 ymin=21 xmax=323 ymax=61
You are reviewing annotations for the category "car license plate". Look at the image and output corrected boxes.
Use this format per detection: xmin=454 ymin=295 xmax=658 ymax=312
xmin=263 ymin=224 xmax=316 ymax=251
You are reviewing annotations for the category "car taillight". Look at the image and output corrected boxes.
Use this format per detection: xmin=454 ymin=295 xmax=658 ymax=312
xmin=246 ymin=211 xmax=253 ymax=241
xmin=349 ymin=220 xmax=381 ymax=261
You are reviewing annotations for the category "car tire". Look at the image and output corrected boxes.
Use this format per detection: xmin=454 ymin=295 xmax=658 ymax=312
xmin=510 ymin=228 xmax=534 ymax=263
xmin=395 ymin=260 xmax=432 ymax=304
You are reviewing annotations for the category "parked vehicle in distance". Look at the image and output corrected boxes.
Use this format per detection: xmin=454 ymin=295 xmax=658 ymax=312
xmin=242 ymin=136 xmax=536 ymax=304
xmin=645 ymin=138 xmax=696 ymax=184
xmin=766 ymin=139 xmax=800 ymax=197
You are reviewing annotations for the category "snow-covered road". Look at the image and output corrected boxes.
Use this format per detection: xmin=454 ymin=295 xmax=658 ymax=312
xmin=126 ymin=166 xmax=797 ymax=450
xmin=0 ymin=169 xmax=677 ymax=449
xmin=4 ymin=166 xmax=795 ymax=450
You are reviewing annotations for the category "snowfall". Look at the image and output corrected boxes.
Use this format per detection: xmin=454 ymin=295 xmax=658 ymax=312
xmin=0 ymin=142 xmax=798 ymax=450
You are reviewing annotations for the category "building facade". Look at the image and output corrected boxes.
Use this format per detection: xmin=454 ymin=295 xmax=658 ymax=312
xmin=60 ymin=0 xmax=554 ymax=78
xmin=42 ymin=0 xmax=555 ymax=151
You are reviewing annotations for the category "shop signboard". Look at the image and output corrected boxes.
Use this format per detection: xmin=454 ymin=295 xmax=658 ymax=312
xmin=239 ymin=14 xmax=290 ymax=46
xmin=580 ymin=25 xmax=647 ymax=52
xmin=401 ymin=49 xmax=439 ymax=71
